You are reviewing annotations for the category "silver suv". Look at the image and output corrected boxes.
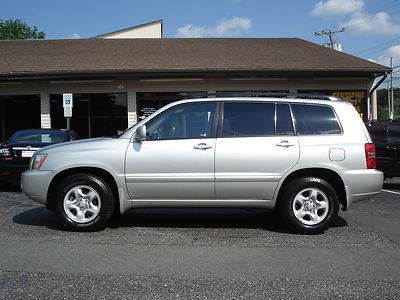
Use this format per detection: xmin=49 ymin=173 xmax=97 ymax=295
xmin=21 ymin=97 xmax=383 ymax=234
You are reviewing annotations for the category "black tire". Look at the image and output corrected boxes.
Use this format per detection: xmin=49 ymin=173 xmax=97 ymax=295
xmin=54 ymin=173 xmax=114 ymax=232
xmin=278 ymin=177 xmax=339 ymax=234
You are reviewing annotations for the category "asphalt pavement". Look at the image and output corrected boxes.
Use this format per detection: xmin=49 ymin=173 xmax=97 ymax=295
xmin=0 ymin=181 xmax=399 ymax=299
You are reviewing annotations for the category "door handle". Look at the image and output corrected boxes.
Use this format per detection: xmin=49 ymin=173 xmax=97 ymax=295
xmin=194 ymin=143 xmax=213 ymax=150
xmin=276 ymin=140 xmax=295 ymax=147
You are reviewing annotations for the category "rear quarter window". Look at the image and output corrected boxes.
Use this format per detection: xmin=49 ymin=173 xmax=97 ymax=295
xmin=291 ymin=104 xmax=341 ymax=135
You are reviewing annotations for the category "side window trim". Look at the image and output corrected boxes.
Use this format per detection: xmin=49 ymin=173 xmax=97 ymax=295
xmin=276 ymin=103 xmax=296 ymax=136
xmin=288 ymin=103 xmax=298 ymax=135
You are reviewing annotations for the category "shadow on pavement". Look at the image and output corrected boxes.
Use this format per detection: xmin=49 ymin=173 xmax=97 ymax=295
xmin=12 ymin=207 xmax=62 ymax=230
xmin=109 ymin=208 xmax=348 ymax=234
xmin=13 ymin=207 xmax=348 ymax=234
xmin=383 ymin=182 xmax=400 ymax=191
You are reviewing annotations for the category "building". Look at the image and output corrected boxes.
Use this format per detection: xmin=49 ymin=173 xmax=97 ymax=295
xmin=0 ymin=21 xmax=391 ymax=141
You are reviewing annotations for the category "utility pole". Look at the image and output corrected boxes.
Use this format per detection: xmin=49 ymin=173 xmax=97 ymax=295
xmin=315 ymin=28 xmax=345 ymax=50
xmin=390 ymin=57 xmax=394 ymax=120
xmin=388 ymin=81 xmax=391 ymax=118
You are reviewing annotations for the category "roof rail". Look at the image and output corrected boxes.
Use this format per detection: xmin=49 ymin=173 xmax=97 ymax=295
xmin=194 ymin=92 xmax=342 ymax=101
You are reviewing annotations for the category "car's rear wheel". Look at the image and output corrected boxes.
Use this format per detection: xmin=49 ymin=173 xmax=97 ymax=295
xmin=279 ymin=177 xmax=339 ymax=234
xmin=54 ymin=173 xmax=114 ymax=231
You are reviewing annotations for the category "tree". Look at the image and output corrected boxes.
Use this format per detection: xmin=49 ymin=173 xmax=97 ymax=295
xmin=377 ymin=88 xmax=400 ymax=120
xmin=0 ymin=19 xmax=45 ymax=40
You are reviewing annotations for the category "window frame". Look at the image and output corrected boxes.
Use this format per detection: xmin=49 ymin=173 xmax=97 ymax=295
xmin=217 ymin=101 xmax=296 ymax=138
xmin=143 ymin=101 xmax=220 ymax=141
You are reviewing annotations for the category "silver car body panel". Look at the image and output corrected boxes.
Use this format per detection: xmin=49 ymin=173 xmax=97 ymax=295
xmin=21 ymin=97 xmax=383 ymax=214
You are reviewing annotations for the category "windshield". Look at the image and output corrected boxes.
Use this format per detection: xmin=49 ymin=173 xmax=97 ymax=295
xmin=8 ymin=130 xmax=68 ymax=144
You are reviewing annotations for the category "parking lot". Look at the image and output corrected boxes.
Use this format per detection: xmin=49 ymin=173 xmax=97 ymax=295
xmin=0 ymin=181 xmax=400 ymax=299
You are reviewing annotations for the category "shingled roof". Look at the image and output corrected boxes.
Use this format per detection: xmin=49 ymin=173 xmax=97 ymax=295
xmin=0 ymin=38 xmax=390 ymax=79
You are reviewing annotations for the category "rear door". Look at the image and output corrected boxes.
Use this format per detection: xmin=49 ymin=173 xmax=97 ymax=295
xmin=215 ymin=102 xmax=299 ymax=200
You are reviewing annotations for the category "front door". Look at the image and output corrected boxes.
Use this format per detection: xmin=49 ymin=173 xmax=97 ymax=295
xmin=125 ymin=101 xmax=218 ymax=200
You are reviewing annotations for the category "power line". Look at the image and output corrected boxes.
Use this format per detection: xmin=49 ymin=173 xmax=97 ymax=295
xmin=366 ymin=0 xmax=400 ymax=15
xmin=312 ymin=0 xmax=400 ymax=38
xmin=354 ymin=37 xmax=400 ymax=56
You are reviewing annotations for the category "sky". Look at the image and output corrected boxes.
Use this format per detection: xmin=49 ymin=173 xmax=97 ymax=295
xmin=1 ymin=0 xmax=400 ymax=77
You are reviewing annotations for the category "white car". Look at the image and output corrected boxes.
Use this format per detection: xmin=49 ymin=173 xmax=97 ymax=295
xmin=21 ymin=97 xmax=383 ymax=234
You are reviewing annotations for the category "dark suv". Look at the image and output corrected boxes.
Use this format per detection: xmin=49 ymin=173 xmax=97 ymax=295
xmin=368 ymin=120 xmax=400 ymax=178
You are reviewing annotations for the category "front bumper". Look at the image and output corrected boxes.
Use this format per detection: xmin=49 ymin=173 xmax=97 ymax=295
xmin=344 ymin=169 xmax=384 ymax=209
xmin=21 ymin=170 xmax=55 ymax=205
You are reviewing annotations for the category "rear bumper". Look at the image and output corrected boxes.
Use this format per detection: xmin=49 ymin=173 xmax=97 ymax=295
xmin=343 ymin=169 xmax=384 ymax=209
xmin=21 ymin=170 xmax=55 ymax=205
xmin=0 ymin=163 xmax=28 ymax=183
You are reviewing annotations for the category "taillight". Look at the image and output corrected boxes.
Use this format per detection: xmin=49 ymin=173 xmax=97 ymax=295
xmin=365 ymin=143 xmax=376 ymax=169
xmin=0 ymin=148 xmax=12 ymax=160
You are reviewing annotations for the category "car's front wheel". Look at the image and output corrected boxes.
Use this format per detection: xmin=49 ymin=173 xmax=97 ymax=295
xmin=279 ymin=177 xmax=339 ymax=234
xmin=54 ymin=174 xmax=114 ymax=231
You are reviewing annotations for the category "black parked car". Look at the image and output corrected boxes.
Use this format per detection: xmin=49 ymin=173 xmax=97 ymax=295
xmin=367 ymin=120 xmax=400 ymax=178
xmin=0 ymin=129 xmax=79 ymax=185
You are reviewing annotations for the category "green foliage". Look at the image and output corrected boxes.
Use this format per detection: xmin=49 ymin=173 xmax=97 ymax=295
xmin=0 ymin=19 xmax=45 ymax=40
xmin=377 ymin=88 xmax=400 ymax=120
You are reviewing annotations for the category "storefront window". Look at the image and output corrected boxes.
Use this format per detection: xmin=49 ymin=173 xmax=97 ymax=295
xmin=50 ymin=93 xmax=127 ymax=139
xmin=137 ymin=92 xmax=207 ymax=120
xmin=0 ymin=95 xmax=41 ymax=142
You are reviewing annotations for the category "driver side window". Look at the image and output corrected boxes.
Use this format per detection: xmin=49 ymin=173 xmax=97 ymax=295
xmin=145 ymin=102 xmax=217 ymax=140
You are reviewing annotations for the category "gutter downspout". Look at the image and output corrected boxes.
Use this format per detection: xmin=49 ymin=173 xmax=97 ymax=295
xmin=368 ymin=73 xmax=388 ymax=124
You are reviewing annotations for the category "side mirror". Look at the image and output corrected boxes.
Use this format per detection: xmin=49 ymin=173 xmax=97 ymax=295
xmin=135 ymin=125 xmax=147 ymax=142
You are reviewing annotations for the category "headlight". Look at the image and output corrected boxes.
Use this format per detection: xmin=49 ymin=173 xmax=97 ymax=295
xmin=30 ymin=153 xmax=47 ymax=170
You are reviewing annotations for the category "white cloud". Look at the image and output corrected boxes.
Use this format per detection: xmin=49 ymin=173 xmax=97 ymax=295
xmin=176 ymin=24 xmax=206 ymax=38
xmin=341 ymin=12 xmax=400 ymax=35
xmin=375 ymin=44 xmax=400 ymax=67
xmin=176 ymin=17 xmax=251 ymax=38
xmin=68 ymin=33 xmax=81 ymax=39
xmin=311 ymin=0 xmax=364 ymax=17
xmin=211 ymin=17 xmax=251 ymax=36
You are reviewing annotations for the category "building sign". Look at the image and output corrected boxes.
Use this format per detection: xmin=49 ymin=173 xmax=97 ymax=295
xmin=139 ymin=107 xmax=157 ymax=120
xmin=63 ymin=93 xmax=73 ymax=117
xmin=63 ymin=106 xmax=72 ymax=117
xmin=332 ymin=91 xmax=366 ymax=118
xmin=63 ymin=93 xmax=73 ymax=107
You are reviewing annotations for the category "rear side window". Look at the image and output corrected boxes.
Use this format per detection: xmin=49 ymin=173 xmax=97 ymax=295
xmin=291 ymin=104 xmax=341 ymax=135
xmin=222 ymin=102 xmax=275 ymax=137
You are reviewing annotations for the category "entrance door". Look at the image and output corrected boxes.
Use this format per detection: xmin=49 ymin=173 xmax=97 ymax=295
xmin=125 ymin=101 xmax=218 ymax=200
